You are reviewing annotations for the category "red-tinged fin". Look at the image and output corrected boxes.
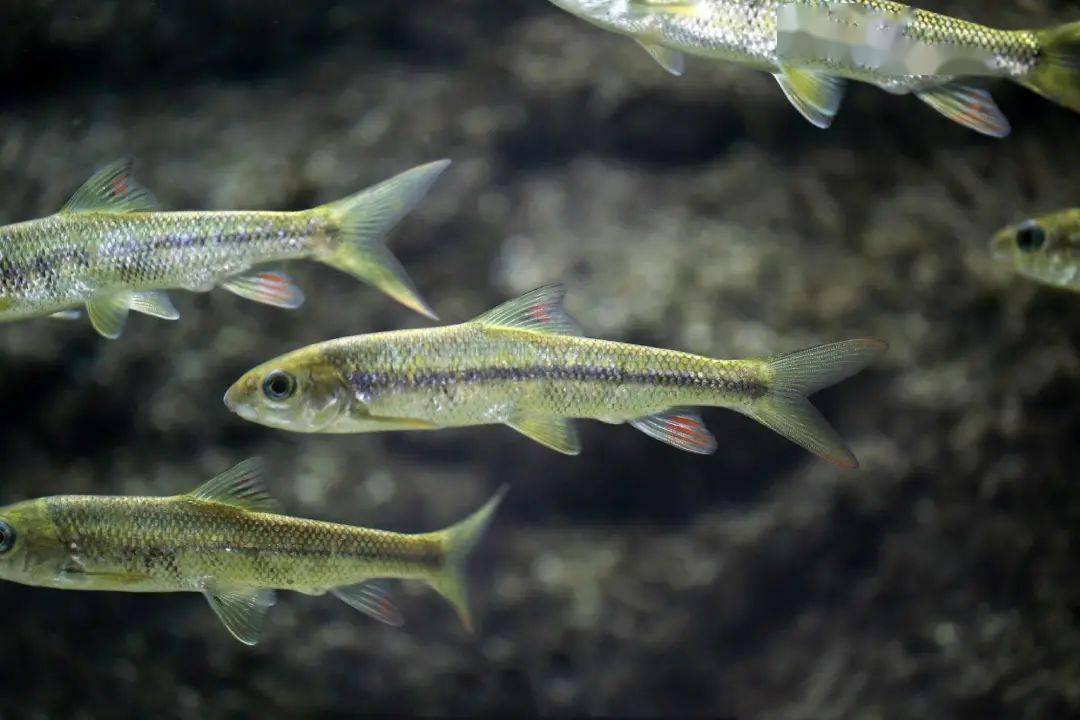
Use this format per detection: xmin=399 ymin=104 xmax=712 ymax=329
xmin=630 ymin=409 xmax=718 ymax=455
xmin=222 ymin=271 xmax=306 ymax=309
xmin=471 ymin=283 xmax=584 ymax=337
xmin=748 ymin=339 xmax=887 ymax=469
xmin=915 ymin=83 xmax=1011 ymax=138
xmin=429 ymin=486 xmax=509 ymax=633
xmin=331 ymin=581 xmax=405 ymax=627
xmin=320 ymin=160 xmax=451 ymax=320
xmin=61 ymin=158 xmax=161 ymax=214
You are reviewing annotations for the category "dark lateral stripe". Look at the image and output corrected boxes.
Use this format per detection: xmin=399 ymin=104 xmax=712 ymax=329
xmin=350 ymin=365 xmax=765 ymax=397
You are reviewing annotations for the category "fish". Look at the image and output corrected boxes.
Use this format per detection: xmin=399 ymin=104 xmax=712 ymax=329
xmin=0 ymin=458 xmax=506 ymax=645
xmin=546 ymin=0 xmax=1080 ymax=137
xmin=0 ymin=157 xmax=451 ymax=338
xmin=992 ymin=208 xmax=1080 ymax=292
xmin=224 ymin=284 xmax=887 ymax=468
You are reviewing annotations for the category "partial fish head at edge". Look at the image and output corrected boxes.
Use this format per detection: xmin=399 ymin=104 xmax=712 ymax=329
xmin=224 ymin=346 xmax=348 ymax=433
xmin=0 ymin=499 xmax=67 ymax=589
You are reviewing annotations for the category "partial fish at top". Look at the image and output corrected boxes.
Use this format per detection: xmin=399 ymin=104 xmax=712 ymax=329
xmin=548 ymin=0 xmax=1080 ymax=137
xmin=0 ymin=158 xmax=450 ymax=338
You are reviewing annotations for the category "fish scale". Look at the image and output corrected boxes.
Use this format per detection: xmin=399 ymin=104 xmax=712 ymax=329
xmin=0 ymin=460 xmax=506 ymax=644
xmin=46 ymin=495 xmax=440 ymax=593
xmin=0 ymin=158 xmax=452 ymax=335
xmin=227 ymin=284 xmax=887 ymax=467
xmin=549 ymin=0 xmax=1080 ymax=136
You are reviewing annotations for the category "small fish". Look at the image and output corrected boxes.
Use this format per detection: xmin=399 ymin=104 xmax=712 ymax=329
xmin=0 ymin=459 xmax=505 ymax=645
xmin=0 ymin=158 xmax=451 ymax=338
xmin=993 ymin=209 xmax=1080 ymax=292
xmin=547 ymin=0 xmax=1080 ymax=136
xmin=225 ymin=284 xmax=887 ymax=468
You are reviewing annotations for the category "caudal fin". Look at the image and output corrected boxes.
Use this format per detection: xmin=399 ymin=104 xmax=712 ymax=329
xmin=320 ymin=160 xmax=451 ymax=320
xmin=428 ymin=485 xmax=508 ymax=633
xmin=1022 ymin=22 xmax=1080 ymax=113
xmin=749 ymin=339 xmax=887 ymax=470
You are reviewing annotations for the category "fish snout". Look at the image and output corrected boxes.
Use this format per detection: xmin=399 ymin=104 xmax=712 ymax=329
xmin=990 ymin=229 xmax=1015 ymax=264
xmin=223 ymin=378 xmax=256 ymax=419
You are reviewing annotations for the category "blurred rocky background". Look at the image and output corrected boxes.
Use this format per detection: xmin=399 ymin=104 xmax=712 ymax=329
xmin=1 ymin=0 xmax=1078 ymax=717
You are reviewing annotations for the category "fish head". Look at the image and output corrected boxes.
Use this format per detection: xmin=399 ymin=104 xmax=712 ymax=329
xmin=547 ymin=0 xmax=643 ymax=33
xmin=992 ymin=213 xmax=1080 ymax=290
xmin=0 ymin=499 xmax=66 ymax=587
xmin=224 ymin=345 xmax=348 ymax=432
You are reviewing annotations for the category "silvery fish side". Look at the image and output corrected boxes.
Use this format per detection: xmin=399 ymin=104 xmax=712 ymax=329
xmin=547 ymin=0 xmax=1080 ymax=136
xmin=0 ymin=158 xmax=451 ymax=338
xmin=225 ymin=284 xmax=887 ymax=469
xmin=0 ymin=459 xmax=506 ymax=645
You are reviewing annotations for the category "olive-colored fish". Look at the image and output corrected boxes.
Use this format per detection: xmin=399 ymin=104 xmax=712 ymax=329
xmin=993 ymin=208 xmax=1080 ymax=292
xmin=225 ymin=284 xmax=887 ymax=468
xmin=0 ymin=458 xmax=505 ymax=645
xmin=0 ymin=158 xmax=450 ymax=338
xmin=548 ymin=0 xmax=1080 ymax=136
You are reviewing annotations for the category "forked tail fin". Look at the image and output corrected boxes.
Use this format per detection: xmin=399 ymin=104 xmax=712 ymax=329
xmin=320 ymin=159 xmax=451 ymax=320
xmin=428 ymin=485 xmax=508 ymax=632
xmin=1022 ymin=22 xmax=1080 ymax=113
xmin=749 ymin=339 xmax=887 ymax=469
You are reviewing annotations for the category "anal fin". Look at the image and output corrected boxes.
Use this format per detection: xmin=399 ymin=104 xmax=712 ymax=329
xmin=506 ymin=411 xmax=581 ymax=455
xmin=629 ymin=408 xmax=718 ymax=454
xmin=222 ymin=271 xmax=305 ymax=309
xmin=915 ymin=83 xmax=1011 ymax=138
xmin=331 ymin=580 xmax=405 ymax=627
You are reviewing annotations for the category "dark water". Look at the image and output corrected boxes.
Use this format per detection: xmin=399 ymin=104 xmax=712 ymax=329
xmin=1 ymin=1 xmax=1078 ymax=717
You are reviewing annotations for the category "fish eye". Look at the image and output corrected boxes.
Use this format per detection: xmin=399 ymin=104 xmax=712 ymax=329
xmin=262 ymin=370 xmax=297 ymax=402
xmin=1016 ymin=222 xmax=1047 ymax=253
xmin=0 ymin=520 xmax=15 ymax=553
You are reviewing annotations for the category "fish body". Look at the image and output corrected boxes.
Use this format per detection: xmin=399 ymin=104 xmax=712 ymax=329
xmin=548 ymin=0 xmax=1080 ymax=136
xmin=993 ymin=208 xmax=1080 ymax=292
xmin=226 ymin=284 xmax=887 ymax=468
xmin=0 ymin=158 xmax=450 ymax=337
xmin=0 ymin=459 xmax=505 ymax=644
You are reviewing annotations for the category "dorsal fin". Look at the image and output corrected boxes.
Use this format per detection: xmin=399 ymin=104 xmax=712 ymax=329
xmin=189 ymin=458 xmax=281 ymax=514
xmin=470 ymin=284 xmax=584 ymax=336
xmin=61 ymin=158 xmax=161 ymax=214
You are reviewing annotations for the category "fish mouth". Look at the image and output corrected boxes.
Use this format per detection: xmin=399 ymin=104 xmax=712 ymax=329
xmin=222 ymin=383 xmax=256 ymax=421
xmin=990 ymin=232 xmax=1014 ymax=264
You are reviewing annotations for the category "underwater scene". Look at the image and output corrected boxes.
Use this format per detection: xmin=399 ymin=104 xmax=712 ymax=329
xmin=1 ymin=0 xmax=1078 ymax=717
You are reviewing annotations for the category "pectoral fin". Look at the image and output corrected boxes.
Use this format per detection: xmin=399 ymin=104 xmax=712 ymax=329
xmin=204 ymin=585 xmax=277 ymax=646
xmin=635 ymin=40 xmax=685 ymax=76
xmin=915 ymin=83 xmax=1011 ymax=138
xmin=506 ymin=411 xmax=581 ymax=455
xmin=49 ymin=310 xmax=81 ymax=321
xmin=331 ymin=581 xmax=405 ymax=627
xmin=774 ymin=66 xmax=846 ymax=129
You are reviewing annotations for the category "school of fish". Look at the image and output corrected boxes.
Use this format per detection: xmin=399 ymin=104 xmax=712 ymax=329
xmin=0 ymin=0 xmax=1075 ymax=650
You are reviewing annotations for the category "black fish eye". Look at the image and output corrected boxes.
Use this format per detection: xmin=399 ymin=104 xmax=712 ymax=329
xmin=1016 ymin=222 xmax=1047 ymax=253
xmin=262 ymin=370 xmax=297 ymax=401
xmin=0 ymin=520 xmax=15 ymax=553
